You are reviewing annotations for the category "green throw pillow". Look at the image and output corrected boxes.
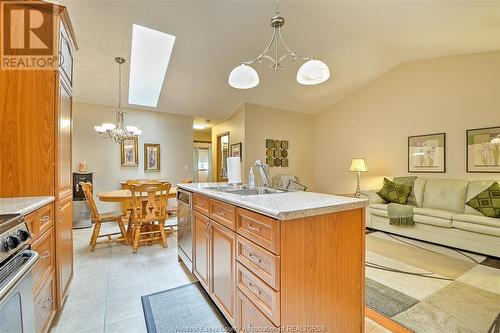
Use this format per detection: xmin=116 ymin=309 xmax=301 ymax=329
xmin=377 ymin=178 xmax=412 ymax=204
xmin=466 ymin=182 xmax=500 ymax=218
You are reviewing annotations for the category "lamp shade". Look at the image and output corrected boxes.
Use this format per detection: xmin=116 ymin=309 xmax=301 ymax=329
xmin=297 ymin=59 xmax=330 ymax=85
xmin=349 ymin=158 xmax=368 ymax=172
xmin=228 ymin=64 xmax=259 ymax=89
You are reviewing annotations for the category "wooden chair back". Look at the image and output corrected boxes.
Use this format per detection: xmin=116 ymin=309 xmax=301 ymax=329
xmin=124 ymin=179 xmax=160 ymax=189
xmin=128 ymin=182 xmax=171 ymax=223
xmin=80 ymin=182 xmax=99 ymax=220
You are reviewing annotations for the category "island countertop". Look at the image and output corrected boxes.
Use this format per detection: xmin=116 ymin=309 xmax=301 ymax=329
xmin=0 ymin=196 xmax=55 ymax=216
xmin=177 ymin=183 xmax=368 ymax=220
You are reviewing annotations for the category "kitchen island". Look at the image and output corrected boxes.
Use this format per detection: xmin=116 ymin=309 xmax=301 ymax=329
xmin=177 ymin=183 xmax=369 ymax=333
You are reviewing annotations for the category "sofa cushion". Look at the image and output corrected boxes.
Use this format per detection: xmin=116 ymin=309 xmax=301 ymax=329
xmin=377 ymin=178 xmax=412 ymax=204
xmin=422 ymin=179 xmax=469 ymax=213
xmin=370 ymin=208 xmax=388 ymax=218
xmin=413 ymin=214 xmax=452 ymax=228
xmin=361 ymin=190 xmax=386 ymax=204
xmin=465 ymin=182 xmax=500 ymax=218
xmin=452 ymin=221 xmax=500 ymax=237
xmin=393 ymin=177 xmax=417 ymax=206
xmin=413 ymin=208 xmax=455 ymax=220
xmin=413 ymin=178 xmax=428 ymax=208
xmin=370 ymin=203 xmax=388 ymax=211
xmin=464 ymin=180 xmax=497 ymax=215
xmin=453 ymin=213 xmax=500 ymax=228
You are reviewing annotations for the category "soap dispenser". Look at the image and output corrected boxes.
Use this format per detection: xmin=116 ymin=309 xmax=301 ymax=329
xmin=248 ymin=167 xmax=255 ymax=187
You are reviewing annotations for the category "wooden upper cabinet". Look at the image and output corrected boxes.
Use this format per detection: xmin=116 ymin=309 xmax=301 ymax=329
xmin=210 ymin=221 xmax=236 ymax=325
xmin=0 ymin=70 xmax=56 ymax=197
xmin=193 ymin=211 xmax=210 ymax=291
xmin=57 ymin=77 xmax=72 ymax=199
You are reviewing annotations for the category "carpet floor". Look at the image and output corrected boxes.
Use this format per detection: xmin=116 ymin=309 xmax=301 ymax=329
xmin=365 ymin=231 xmax=500 ymax=333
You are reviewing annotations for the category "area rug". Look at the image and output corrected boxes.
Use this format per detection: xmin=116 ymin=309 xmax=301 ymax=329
xmin=365 ymin=231 xmax=500 ymax=333
xmin=141 ymin=282 xmax=234 ymax=333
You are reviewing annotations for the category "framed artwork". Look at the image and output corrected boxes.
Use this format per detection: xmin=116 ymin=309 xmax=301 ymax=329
xmin=230 ymin=142 xmax=242 ymax=161
xmin=408 ymin=133 xmax=446 ymax=173
xmin=265 ymin=139 xmax=289 ymax=168
xmin=144 ymin=143 xmax=160 ymax=171
xmin=467 ymin=126 xmax=500 ymax=173
xmin=120 ymin=137 xmax=138 ymax=167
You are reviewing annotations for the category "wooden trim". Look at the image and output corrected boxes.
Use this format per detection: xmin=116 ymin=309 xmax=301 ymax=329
xmin=194 ymin=140 xmax=212 ymax=144
xmin=365 ymin=307 xmax=413 ymax=333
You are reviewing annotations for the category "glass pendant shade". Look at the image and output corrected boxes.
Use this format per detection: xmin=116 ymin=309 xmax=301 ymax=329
xmin=228 ymin=64 xmax=259 ymax=89
xmin=296 ymin=59 xmax=330 ymax=85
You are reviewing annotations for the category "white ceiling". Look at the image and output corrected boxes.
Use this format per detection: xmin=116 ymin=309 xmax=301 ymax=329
xmin=63 ymin=0 xmax=500 ymax=121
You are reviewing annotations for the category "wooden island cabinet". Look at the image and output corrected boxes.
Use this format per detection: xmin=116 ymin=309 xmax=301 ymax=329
xmin=0 ymin=2 xmax=77 ymax=332
xmin=187 ymin=190 xmax=366 ymax=333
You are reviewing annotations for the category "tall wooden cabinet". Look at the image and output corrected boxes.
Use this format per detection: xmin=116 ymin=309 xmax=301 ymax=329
xmin=0 ymin=2 xmax=77 ymax=332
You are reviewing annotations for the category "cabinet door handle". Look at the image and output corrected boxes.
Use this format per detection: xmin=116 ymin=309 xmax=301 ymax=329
xmin=39 ymin=215 xmax=51 ymax=224
xmin=217 ymin=210 xmax=226 ymax=217
xmin=43 ymin=297 xmax=53 ymax=309
xmin=40 ymin=250 xmax=51 ymax=260
xmin=205 ymin=222 xmax=211 ymax=239
xmin=59 ymin=206 xmax=64 ymax=222
xmin=59 ymin=51 xmax=65 ymax=66
xmin=247 ymin=282 xmax=261 ymax=295
xmin=248 ymin=253 xmax=262 ymax=264
xmin=247 ymin=224 xmax=261 ymax=232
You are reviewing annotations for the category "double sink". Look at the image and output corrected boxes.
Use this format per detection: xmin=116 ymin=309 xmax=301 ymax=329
xmin=205 ymin=185 xmax=286 ymax=196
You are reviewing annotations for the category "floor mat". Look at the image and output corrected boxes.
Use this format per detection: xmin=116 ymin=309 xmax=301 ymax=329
xmin=141 ymin=282 xmax=234 ymax=333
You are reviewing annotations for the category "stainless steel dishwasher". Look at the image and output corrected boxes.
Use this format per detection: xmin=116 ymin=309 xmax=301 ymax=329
xmin=177 ymin=188 xmax=193 ymax=271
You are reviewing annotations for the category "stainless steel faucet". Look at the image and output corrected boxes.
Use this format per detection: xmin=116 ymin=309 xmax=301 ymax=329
xmin=255 ymin=160 xmax=270 ymax=188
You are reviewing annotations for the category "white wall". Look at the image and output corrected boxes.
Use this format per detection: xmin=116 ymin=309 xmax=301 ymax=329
xmin=313 ymin=51 xmax=500 ymax=195
xmin=244 ymin=103 xmax=315 ymax=189
xmin=73 ymin=102 xmax=193 ymax=209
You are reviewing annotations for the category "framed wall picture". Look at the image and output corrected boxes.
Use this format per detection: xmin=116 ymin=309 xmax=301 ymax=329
xmin=230 ymin=142 xmax=242 ymax=161
xmin=408 ymin=133 xmax=446 ymax=173
xmin=144 ymin=143 xmax=160 ymax=171
xmin=120 ymin=137 xmax=138 ymax=167
xmin=467 ymin=126 xmax=500 ymax=173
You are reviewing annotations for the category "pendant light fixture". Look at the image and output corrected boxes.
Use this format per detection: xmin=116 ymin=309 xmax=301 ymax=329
xmin=94 ymin=57 xmax=142 ymax=143
xmin=228 ymin=0 xmax=330 ymax=89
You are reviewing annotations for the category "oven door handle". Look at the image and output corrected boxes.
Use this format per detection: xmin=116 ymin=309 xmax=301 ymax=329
xmin=0 ymin=250 xmax=39 ymax=301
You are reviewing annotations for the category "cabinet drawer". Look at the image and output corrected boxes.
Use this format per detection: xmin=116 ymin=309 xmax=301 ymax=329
xmin=31 ymin=228 xmax=55 ymax=293
xmin=237 ymin=263 xmax=280 ymax=326
xmin=37 ymin=205 xmax=54 ymax=236
xmin=210 ymin=199 xmax=236 ymax=230
xmin=34 ymin=271 xmax=56 ymax=333
xmin=236 ymin=208 xmax=280 ymax=255
xmin=236 ymin=290 xmax=277 ymax=333
xmin=236 ymin=236 xmax=280 ymax=290
xmin=194 ymin=194 xmax=210 ymax=216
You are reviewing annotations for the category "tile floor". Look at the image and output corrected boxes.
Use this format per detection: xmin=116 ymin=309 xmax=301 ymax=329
xmin=49 ymin=221 xmax=391 ymax=333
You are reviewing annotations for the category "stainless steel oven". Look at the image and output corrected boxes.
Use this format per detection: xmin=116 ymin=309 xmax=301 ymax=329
xmin=177 ymin=189 xmax=193 ymax=271
xmin=0 ymin=214 xmax=39 ymax=333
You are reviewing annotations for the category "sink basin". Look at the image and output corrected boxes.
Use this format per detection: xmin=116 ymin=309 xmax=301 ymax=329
xmin=204 ymin=185 xmax=286 ymax=196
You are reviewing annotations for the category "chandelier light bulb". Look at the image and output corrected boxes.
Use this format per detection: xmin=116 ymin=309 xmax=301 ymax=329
xmin=94 ymin=125 xmax=106 ymax=133
xmin=296 ymin=59 xmax=330 ymax=85
xmin=228 ymin=64 xmax=259 ymax=89
xmin=102 ymin=123 xmax=116 ymax=130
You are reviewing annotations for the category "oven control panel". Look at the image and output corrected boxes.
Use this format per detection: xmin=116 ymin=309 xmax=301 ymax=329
xmin=0 ymin=222 xmax=30 ymax=263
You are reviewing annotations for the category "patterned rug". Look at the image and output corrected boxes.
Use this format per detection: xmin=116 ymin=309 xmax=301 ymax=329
xmin=365 ymin=231 xmax=500 ymax=333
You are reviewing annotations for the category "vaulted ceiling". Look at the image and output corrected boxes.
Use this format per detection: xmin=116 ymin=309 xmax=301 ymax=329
xmin=63 ymin=0 xmax=500 ymax=121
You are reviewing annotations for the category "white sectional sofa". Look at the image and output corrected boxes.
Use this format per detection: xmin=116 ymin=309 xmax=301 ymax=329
xmin=362 ymin=178 xmax=500 ymax=257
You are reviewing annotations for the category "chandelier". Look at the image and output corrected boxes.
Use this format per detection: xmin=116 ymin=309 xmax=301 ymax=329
xmin=94 ymin=57 xmax=142 ymax=143
xmin=228 ymin=0 xmax=330 ymax=89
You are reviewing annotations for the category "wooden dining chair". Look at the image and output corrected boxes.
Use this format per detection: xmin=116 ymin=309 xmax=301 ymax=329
xmin=128 ymin=182 xmax=171 ymax=253
xmin=80 ymin=182 xmax=128 ymax=251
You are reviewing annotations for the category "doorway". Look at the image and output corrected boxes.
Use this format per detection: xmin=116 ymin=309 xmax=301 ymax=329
xmin=216 ymin=132 xmax=229 ymax=182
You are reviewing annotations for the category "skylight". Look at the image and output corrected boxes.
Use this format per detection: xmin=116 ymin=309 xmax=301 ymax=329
xmin=128 ymin=24 xmax=176 ymax=107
